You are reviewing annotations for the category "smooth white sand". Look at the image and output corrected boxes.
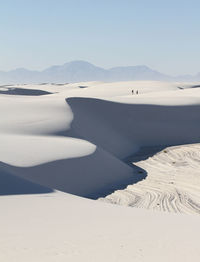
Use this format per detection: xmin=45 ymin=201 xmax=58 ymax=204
xmin=1 ymin=192 xmax=200 ymax=262
xmin=1 ymin=80 xmax=200 ymax=261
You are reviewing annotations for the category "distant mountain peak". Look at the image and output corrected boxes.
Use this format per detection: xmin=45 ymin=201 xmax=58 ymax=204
xmin=64 ymin=60 xmax=94 ymax=66
xmin=0 ymin=61 xmax=199 ymax=84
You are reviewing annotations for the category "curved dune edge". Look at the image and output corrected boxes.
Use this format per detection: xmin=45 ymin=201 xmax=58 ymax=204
xmin=0 ymin=135 xmax=96 ymax=167
xmin=66 ymin=97 xmax=200 ymax=158
xmin=0 ymin=147 xmax=137 ymax=198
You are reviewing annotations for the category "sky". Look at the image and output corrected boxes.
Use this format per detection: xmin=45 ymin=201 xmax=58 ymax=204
xmin=0 ymin=0 xmax=200 ymax=75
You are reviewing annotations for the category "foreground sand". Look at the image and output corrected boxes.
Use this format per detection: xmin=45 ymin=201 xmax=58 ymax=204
xmin=1 ymin=81 xmax=200 ymax=261
xmin=1 ymin=192 xmax=200 ymax=262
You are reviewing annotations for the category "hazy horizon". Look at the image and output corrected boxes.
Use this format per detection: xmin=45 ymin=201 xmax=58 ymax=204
xmin=0 ymin=0 xmax=200 ymax=75
xmin=0 ymin=60 xmax=199 ymax=77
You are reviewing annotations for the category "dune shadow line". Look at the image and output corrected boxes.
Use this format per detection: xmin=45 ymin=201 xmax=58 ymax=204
xmin=0 ymin=162 xmax=53 ymax=196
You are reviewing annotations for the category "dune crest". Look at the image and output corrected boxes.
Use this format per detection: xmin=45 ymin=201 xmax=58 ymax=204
xmin=1 ymin=81 xmax=200 ymax=199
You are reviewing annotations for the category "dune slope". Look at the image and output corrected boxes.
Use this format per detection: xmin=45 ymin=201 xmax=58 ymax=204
xmin=1 ymin=81 xmax=200 ymax=261
xmin=1 ymin=81 xmax=200 ymax=198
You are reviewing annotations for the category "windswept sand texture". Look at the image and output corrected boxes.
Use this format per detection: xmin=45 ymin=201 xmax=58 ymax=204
xmin=1 ymin=81 xmax=200 ymax=261
xmin=101 ymin=144 xmax=200 ymax=214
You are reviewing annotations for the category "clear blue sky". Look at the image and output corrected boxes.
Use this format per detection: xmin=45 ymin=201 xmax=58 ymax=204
xmin=0 ymin=0 xmax=200 ymax=75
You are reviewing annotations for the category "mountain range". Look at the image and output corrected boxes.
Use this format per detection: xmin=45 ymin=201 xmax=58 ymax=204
xmin=0 ymin=60 xmax=199 ymax=84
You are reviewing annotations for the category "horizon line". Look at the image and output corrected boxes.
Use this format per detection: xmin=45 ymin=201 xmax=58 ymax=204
xmin=0 ymin=60 xmax=199 ymax=77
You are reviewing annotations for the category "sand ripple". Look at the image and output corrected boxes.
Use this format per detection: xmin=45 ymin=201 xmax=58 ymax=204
xmin=100 ymin=144 xmax=200 ymax=214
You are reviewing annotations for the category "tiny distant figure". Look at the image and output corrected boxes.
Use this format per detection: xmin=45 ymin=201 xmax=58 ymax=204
xmin=132 ymin=90 xmax=134 ymax=95
xmin=136 ymin=90 xmax=139 ymax=95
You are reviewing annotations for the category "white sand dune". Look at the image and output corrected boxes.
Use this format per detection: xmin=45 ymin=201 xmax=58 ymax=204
xmin=1 ymin=135 xmax=135 ymax=198
xmin=67 ymin=96 xmax=200 ymax=158
xmin=1 ymin=80 xmax=200 ymax=261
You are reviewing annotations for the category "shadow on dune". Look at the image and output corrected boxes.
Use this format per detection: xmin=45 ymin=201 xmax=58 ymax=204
xmin=0 ymin=163 xmax=53 ymax=195
xmin=2 ymin=97 xmax=200 ymax=198
xmin=0 ymin=87 xmax=52 ymax=96
xmin=63 ymin=97 xmax=200 ymax=197
xmin=2 ymin=148 xmax=147 ymax=199
xmin=125 ymin=145 xmax=166 ymax=163
xmin=66 ymin=97 xmax=200 ymax=159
